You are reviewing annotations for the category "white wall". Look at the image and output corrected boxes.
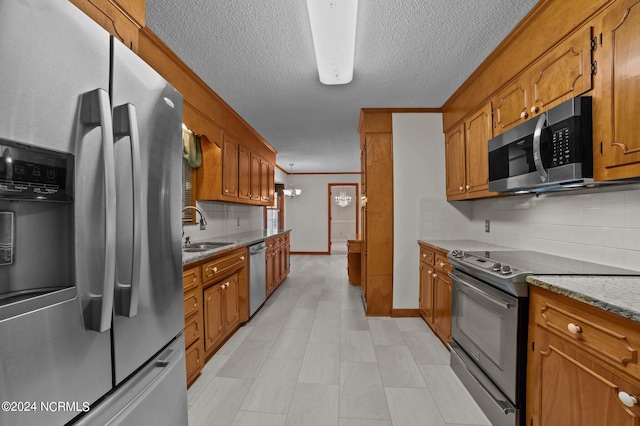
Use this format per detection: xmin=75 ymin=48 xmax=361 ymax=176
xmin=416 ymin=171 xmax=640 ymax=272
xmin=284 ymin=173 xmax=360 ymax=253
xmin=393 ymin=113 xmax=447 ymax=309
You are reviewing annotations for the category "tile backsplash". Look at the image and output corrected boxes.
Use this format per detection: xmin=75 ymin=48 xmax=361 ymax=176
xmin=419 ymin=184 xmax=640 ymax=270
xmin=182 ymin=201 xmax=263 ymax=244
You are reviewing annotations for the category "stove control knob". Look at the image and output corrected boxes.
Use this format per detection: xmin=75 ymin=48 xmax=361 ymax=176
xmin=501 ymin=264 xmax=513 ymax=275
xmin=451 ymin=250 xmax=464 ymax=258
xmin=492 ymin=263 xmax=502 ymax=272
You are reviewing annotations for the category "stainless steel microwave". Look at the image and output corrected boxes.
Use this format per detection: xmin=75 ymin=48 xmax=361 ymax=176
xmin=488 ymin=97 xmax=592 ymax=193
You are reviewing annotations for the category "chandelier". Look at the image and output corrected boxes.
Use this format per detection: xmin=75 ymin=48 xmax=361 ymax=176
xmin=283 ymin=163 xmax=302 ymax=197
xmin=334 ymin=190 xmax=352 ymax=207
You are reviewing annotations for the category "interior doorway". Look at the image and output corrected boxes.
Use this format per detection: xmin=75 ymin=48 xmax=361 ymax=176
xmin=328 ymin=183 xmax=359 ymax=254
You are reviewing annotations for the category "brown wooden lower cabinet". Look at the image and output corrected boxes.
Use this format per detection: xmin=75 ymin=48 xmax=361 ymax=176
xmin=265 ymin=232 xmax=290 ymax=297
xmin=347 ymin=239 xmax=361 ymax=286
xmin=203 ymin=272 xmax=239 ymax=357
xmin=182 ymin=266 xmax=204 ymax=387
xmin=418 ymin=242 xmax=452 ymax=345
xmin=182 ymin=233 xmax=290 ymax=387
xmin=527 ymin=286 xmax=640 ymax=425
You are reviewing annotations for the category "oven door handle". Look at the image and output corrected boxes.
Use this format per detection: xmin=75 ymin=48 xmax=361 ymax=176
xmin=449 ymin=271 xmax=512 ymax=309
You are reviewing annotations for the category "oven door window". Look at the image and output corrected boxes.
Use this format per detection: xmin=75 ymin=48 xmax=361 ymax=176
xmin=458 ymin=291 xmax=503 ymax=366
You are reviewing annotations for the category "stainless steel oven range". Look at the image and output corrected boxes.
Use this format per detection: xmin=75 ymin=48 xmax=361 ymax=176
xmin=447 ymin=249 xmax=639 ymax=426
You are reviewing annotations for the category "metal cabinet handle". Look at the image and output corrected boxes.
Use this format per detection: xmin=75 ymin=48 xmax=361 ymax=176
xmin=459 ymin=185 xmax=464 ymax=191
xmin=531 ymin=106 xmax=539 ymax=113
xmin=619 ymin=392 xmax=639 ymax=407
xmin=439 ymin=262 xmax=446 ymax=268
xmin=212 ymin=267 xmax=218 ymax=273
xmin=240 ymin=256 xmax=245 ymax=261
xmin=422 ymin=253 xmax=427 ymax=258
xmin=567 ymin=323 xmax=582 ymax=334
xmin=520 ymin=111 xmax=528 ymax=119
xmin=465 ymin=185 xmax=471 ymax=190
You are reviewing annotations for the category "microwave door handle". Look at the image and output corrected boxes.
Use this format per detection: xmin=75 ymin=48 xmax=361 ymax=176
xmin=78 ymin=89 xmax=117 ymax=332
xmin=533 ymin=112 xmax=549 ymax=183
xmin=113 ymin=103 xmax=142 ymax=318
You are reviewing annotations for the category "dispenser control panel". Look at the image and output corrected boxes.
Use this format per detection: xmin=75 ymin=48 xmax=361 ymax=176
xmin=0 ymin=140 xmax=73 ymax=202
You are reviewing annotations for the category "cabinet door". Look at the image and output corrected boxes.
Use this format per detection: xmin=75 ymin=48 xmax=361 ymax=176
xmin=222 ymin=134 xmax=239 ymax=198
xmin=274 ymin=247 xmax=282 ymax=286
xmin=238 ymin=144 xmax=252 ymax=200
xmin=360 ymin=141 xmax=367 ymax=196
xmin=445 ymin=124 xmax=466 ymax=200
xmin=464 ymin=104 xmax=493 ymax=197
xmin=203 ymin=284 xmax=224 ymax=352
xmin=185 ymin=339 xmax=204 ymax=386
xmin=530 ymin=25 xmax=593 ymax=112
xmin=261 ymin=162 xmax=273 ymax=203
xmin=419 ymin=263 xmax=435 ymax=326
xmin=530 ymin=324 xmax=640 ymax=425
xmin=223 ymin=273 xmax=240 ymax=330
xmin=494 ymin=77 xmax=530 ymax=135
xmin=266 ymin=247 xmax=275 ymax=296
xmin=433 ymin=272 xmax=452 ymax=343
xmin=251 ymin=154 xmax=262 ymax=200
xmin=595 ymin=0 xmax=640 ymax=180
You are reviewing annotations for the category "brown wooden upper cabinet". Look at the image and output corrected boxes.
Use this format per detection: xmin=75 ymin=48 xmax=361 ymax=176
xmin=445 ymin=103 xmax=496 ymax=201
xmin=197 ymin=130 xmax=275 ymax=206
xmin=494 ymin=25 xmax=594 ymax=136
xmin=593 ymin=0 xmax=640 ymax=181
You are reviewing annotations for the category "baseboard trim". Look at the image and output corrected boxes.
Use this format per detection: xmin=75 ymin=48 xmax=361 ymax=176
xmin=290 ymin=251 xmax=330 ymax=255
xmin=391 ymin=309 xmax=420 ymax=318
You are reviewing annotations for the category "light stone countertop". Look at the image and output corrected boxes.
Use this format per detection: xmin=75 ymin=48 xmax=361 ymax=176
xmin=418 ymin=239 xmax=640 ymax=324
xmin=182 ymin=229 xmax=291 ymax=266
xmin=526 ymin=275 xmax=640 ymax=324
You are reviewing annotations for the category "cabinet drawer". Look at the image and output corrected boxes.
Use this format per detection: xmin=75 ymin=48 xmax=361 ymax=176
xmin=420 ymin=247 xmax=435 ymax=265
xmin=183 ymin=287 xmax=199 ymax=319
xmin=185 ymin=340 xmax=203 ymax=383
xmin=183 ymin=267 xmax=200 ymax=291
xmin=533 ymin=289 xmax=640 ymax=374
xmin=184 ymin=313 xmax=201 ymax=348
xmin=203 ymin=247 xmax=247 ymax=284
xmin=434 ymin=253 xmax=452 ymax=273
xmin=266 ymin=237 xmax=275 ymax=250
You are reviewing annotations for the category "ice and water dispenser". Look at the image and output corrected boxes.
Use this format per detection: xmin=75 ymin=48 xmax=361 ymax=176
xmin=0 ymin=139 xmax=74 ymax=310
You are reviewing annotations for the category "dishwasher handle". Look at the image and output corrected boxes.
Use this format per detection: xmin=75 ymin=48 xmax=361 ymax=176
xmin=250 ymin=242 xmax=267 ymax=254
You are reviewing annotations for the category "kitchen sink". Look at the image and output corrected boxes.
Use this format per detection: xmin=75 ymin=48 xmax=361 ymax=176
xmin=182 ymin=241 xmax=233 ymax=252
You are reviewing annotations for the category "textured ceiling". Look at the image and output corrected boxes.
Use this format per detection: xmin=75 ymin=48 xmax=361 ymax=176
xmin=146 ymin=0 xmax=539 ymax=173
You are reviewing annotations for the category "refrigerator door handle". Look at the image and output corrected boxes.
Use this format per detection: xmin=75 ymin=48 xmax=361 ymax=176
xmin=113 ymin=103 xmax=142 ymax=318
xmin=77 ymin=89 xmax=116 ymax=332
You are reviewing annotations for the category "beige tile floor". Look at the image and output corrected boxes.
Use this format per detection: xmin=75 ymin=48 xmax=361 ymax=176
xmin=187 ymin=255 xmax=492 ymax=426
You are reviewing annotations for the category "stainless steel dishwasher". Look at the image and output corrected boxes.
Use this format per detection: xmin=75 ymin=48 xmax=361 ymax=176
xmin=249 ymin=242 xmax=267 ymax=317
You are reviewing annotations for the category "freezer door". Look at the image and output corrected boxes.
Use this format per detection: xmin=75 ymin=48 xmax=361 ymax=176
xmin=110 ymin=39 xmax=185 ymax=384
xmin=72 ymin=334 xmax=188 ymax=426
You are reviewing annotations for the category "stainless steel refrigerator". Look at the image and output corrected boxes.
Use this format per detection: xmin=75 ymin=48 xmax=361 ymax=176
xmin=0 ymin=0 xmax=188 ymax=425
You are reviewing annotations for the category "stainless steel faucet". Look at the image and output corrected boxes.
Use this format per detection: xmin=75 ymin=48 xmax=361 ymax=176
xmin=182 ymin=206 xmax=207 ymax=230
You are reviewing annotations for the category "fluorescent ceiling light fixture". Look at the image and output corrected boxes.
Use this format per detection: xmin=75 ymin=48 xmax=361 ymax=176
xmin=306 ymin=0 xmax=358 ymax=85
